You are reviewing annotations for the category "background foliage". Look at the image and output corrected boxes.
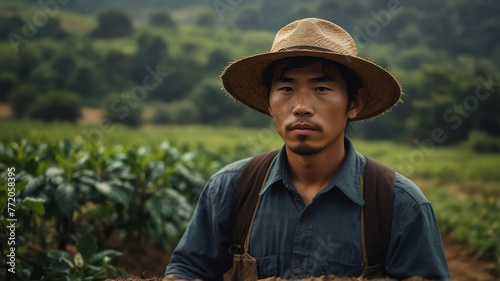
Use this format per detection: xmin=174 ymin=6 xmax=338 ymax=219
xmin=1 ymin=131 xmax=499 ymax=279
xmin=0 ymin=0 xmax=499 ymax=145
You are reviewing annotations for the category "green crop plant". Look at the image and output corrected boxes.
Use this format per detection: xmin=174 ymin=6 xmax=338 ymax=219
xmin=0 ymin=139 xmax=223 ymax=280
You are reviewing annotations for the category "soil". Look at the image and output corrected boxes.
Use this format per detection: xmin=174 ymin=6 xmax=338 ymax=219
xmin=442 ymin=235 xmax=498 ymax=281
xmin=0 ymin=103 xmax=11 ymax=117
xmin=79 ymin=107 xmax=104 ymax=124
xmin=107 ymin=234 xmax=499 ymax=281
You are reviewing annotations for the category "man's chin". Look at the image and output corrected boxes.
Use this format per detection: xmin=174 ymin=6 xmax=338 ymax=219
xmin=288 ymin=143 xmax=323 ymax=156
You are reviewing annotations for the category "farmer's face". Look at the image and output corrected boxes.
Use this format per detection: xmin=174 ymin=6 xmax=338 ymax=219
xmin=268 ymin=59 xmax=363 ymax=155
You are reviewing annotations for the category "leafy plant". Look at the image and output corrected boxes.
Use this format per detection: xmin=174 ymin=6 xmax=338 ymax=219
xmin=0 ymin=139 xmax=220 ymax=279
xmin=0 ymin=176 xmax=45 ymax=281
xmin=427 ymin=186 xmax=500 ymax=275
xmin=33 ymin=234 xmax=126 ymax=281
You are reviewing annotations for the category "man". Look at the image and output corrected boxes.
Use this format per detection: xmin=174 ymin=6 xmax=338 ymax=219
xmin=164 ymin=18 xmax=449 ymax=280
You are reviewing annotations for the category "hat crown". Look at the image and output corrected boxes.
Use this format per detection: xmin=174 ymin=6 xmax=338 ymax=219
xmin=271 ymin=18 xmax=357 ymax=57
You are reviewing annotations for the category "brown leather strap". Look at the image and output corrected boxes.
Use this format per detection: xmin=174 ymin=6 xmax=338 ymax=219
xmin=361 ymin=157 xmax=395 ymax=277
xmin=243 ymin=164 xmax=273 ymax=251
xmin=230 ymin=150 xmax=279 ymax=254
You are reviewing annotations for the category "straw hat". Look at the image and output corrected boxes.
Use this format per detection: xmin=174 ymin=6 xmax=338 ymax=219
xmin=220 ymin=18 xmax=402 ymax=121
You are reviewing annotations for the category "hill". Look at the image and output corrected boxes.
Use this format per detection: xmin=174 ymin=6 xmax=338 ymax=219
xmin=0 ymin=0 xmax=499 ymax=145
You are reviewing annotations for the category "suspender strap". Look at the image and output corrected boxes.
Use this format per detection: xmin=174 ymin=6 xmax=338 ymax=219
xmin=230 ymin=152 xmax=395 ymax=278
xmin=230 ymin=150 xmax=279 ymax=253
xmin=360 ymin=157 xmax=395 ymax=278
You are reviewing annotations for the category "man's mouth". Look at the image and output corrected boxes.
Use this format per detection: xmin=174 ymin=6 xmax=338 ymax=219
xmin=287 ymin=122 xmax=319 ymax=136
xmin=290 ymin=123 xmax=317 ymax=130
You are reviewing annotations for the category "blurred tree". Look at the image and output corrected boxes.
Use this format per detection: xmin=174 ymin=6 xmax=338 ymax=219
xmin=100 ymin=50 xmax=133 ymax=90
xmin=37 ymin=17 xmax=68 ymax=39
xmin=136 ymin=33 xmax=168 ymax=63
xmin=52 ymin=54 xmax=77 ymax=88
xmin=27 ymin=91 xmax=82 ymax=123
xmin=29 ymin=63 xmax=57 ymax=92
xmin=240 ymin=107 xmax=271 ymax=128
xmin=403 ymin=62 xmax=500 ymax=144
xmin=182 ymin=42 xmax=198 ymax=56
xmin=17 ymin=53 xmax=39 ymax=80
xmin=8 ymin=84 xmax=39 ymax=118
xmin=132 ymin=33 xmax=168 ymax=83
xmin=69 ymin=66 xmax=96 ymax=99
xmin=355 ymin=105 xmax=409 ymax=141
xmin=104 ymin=94 xmax=143 ymax=127
xmin=234 ymin=7 xmax=262 ymax=30
xmin=28 ymin=62 xmax=60 ymax=92
xmin=151 ymin=100 xmax=200 ymax=125
xmin=149 ymin=12 xmax=176 ymax=28
xmin=314 ymin=1 xmax=366 ymax=31
xmin=0 ymin=72 xmax=19 ymax=102
xmin=449 ymin=1 xmax=500 ymax=57
xmin=189 ymin=79 xmax=242 ymax=124
xmin=0 ymin=15 xmax=24 ymax=38
xmin=206 ymin=49 xmax=231 ymax=73
xmin=90 ymin=10 xmax=133 ymax=38
xmin=76 ymin=38 xmax=101 ymax=61
xmin=150 ymin=70 xmax=193 ymax=102
xmin=196 ymin=12 xmax=217 ymax=28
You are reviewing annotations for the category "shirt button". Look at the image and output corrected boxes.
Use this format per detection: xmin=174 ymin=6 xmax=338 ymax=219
xmin=294 ymin=259 xmax=302 ymax=268
xmin=300 ymin=216 xmax=308 ymax=223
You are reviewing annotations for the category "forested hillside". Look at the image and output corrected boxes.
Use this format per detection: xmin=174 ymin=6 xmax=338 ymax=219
xmin=1 ymin=0 xmax=499 ymax=145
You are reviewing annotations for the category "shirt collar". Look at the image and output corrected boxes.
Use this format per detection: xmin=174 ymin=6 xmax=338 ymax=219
xmin=259 ymin=138 xmax=365 ymax=206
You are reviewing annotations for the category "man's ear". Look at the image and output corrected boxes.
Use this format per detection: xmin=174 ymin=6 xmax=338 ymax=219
xmin=347 ymin=88 xmax=367 ymax=119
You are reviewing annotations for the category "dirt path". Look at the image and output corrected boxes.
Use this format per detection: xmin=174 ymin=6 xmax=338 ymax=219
xmin=443 ymin=235 xmax=498 ymax=281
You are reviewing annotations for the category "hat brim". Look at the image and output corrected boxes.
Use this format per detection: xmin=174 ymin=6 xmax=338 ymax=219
xmin=221 ymin=50 xmax=402 ymax=121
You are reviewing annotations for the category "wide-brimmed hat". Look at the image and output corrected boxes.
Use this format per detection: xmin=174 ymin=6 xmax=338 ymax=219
xmin=220 ymin=18 xmax=402 ymax=121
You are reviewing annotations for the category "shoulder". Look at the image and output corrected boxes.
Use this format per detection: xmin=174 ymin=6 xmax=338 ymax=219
xmin=393 ymin=173 xmax=429 ymax=206
xmin=196 ymin=158 xmax=251 ymax=219
xmin=203 ymin=157 xmax=250 ymax=198
xmin=391 ymin=173 xmax=435 ymax=231
xmin=210 ymin=157 xmax=249 ymax=182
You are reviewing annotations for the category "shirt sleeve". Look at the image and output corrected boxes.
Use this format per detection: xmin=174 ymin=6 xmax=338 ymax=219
xmin=164 ymin=170 xmax=238 ymax=281
xmin=385 ymin=174 xmax=450 ymax=280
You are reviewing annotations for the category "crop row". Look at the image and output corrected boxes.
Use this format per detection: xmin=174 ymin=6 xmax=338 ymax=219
xmin=0 ymin=139 xmax=229 ymax=280
xmin=1 ymin=139 xmax=499 ymax=279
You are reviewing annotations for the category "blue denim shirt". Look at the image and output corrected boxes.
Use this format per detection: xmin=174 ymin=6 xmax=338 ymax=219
xmin=165 ymin=139 xmax=449 ymax=280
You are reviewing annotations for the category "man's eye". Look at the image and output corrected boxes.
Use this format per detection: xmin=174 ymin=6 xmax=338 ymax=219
xmin=280 ymin=87 xmax=293 ymax=92
xmin=316 ymin=87 xmax=330 ymax=92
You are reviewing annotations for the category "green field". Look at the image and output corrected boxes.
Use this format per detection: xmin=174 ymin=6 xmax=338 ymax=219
xmin=2 ymin=118 xmax=500 ymax=182
xmin=1 ymin=118 xmax=499 ymax=278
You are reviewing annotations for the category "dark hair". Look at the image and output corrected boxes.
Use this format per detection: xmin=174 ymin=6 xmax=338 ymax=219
xmin=262 ymin=56 xmax=363 ymax=133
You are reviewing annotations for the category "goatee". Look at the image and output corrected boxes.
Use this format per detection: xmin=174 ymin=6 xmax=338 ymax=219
xmin=288 ymin=136 xmax=323 ymax=155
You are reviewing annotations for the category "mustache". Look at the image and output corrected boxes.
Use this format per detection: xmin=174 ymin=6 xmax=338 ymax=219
xmin=285 ymin=118 xmax=323 ymax=131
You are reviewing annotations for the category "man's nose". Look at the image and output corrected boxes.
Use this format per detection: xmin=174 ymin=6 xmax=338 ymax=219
xmin=292 ymin=91 xmax=314 ymax=117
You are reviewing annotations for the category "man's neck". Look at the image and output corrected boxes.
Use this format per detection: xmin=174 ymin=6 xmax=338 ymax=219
xmin=286 ymin=138 xmax=347 ymax=205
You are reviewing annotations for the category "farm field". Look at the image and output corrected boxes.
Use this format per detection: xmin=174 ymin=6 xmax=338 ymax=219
xmin=2 ymin=118 xmax=499 ymax=182
xmin=1 ymin=0 xmax=499 ymax=279
xmin=1 ymin=119 xmax=499 ymax=281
